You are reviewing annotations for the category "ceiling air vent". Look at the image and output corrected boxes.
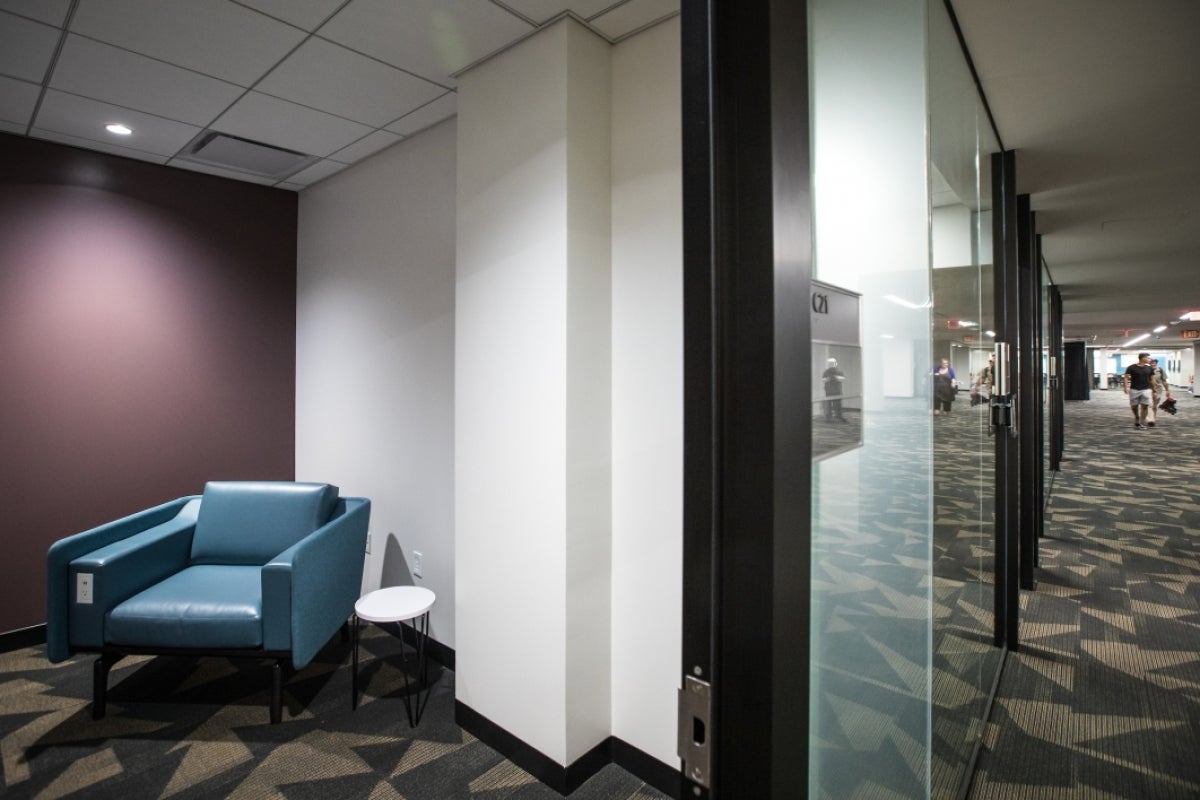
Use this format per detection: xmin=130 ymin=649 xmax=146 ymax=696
xmin=178 ymin=132 xmax=317 ymax=178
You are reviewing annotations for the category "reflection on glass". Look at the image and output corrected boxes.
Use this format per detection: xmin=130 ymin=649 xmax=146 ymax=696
xmin=808 ymin=1 xmax=933 ymax=797
xmin=813 ymin=281 xmax=864 ymax=460
xmin=927 ymin=3 xmax=1003 ymax=798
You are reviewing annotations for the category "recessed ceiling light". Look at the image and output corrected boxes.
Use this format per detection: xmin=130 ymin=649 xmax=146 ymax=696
xmin=1124 ymin=332 xmax=1151 ymax=347
xmin=105 ymin=123 xmax=133 ymax=136
xmin=1153 ymin=325 xmax=1168 ymax=333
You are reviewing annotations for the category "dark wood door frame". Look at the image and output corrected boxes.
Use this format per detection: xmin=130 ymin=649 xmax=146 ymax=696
xmin=680 ymin=0 xmax=813 ymax=795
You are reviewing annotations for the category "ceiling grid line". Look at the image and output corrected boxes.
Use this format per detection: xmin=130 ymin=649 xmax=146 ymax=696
xmin=22 ymin=0 xmax=80 ymax=138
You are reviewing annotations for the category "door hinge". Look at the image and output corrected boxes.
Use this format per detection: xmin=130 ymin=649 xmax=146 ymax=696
xmin=677 ymin=675 xmax=712 ymax=789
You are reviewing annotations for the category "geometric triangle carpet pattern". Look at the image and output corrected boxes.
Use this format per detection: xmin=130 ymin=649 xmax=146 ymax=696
xmin=0 ymin=627 xmax=666 ymax=800
xmin=813 ymin=398 xmax=1003 ymax=800
xmin=968 ymin=388 xmax=1200 ymax=799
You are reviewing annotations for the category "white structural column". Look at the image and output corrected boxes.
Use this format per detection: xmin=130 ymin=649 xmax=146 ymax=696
xmin=455 ymin=18 xmax=612 ymax=766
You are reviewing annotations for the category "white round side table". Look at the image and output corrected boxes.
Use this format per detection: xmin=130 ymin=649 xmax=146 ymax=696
xmin=352 ymin=585 xmax=436 ymax=726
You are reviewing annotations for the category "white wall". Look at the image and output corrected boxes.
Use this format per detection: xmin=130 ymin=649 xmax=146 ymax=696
xmin=610 ymin=16 xmax=682 ymax=768
xmin=295 ymin=119 xmax=457 ymax=647
xmin=295 ymin=14 xmax=684 ymax=773
xmin=455 ymin=18 xmax=612 ymax=766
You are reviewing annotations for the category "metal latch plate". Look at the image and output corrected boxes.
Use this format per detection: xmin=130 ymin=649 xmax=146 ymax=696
xmin=677 ymin=675 xmax=712 ymax=788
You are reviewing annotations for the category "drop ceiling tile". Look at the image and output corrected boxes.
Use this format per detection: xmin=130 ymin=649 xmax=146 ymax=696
xmin=330 ymin=129 xmax=403 ymax=164
xmin=34 ymin=89 xmax=202 ymax=157
xmin=257 ymin=37 xmax=443 ymax=128
xmin=385 ymin=91 xmax=456 ymax=136
xmin=0 ymin=11 xmax=60 ymax=83
xmin=0 ymin=0 xmax=71 ymax=26
xmin=320 ymin=0 xmax=533 ymax=86
xmin=166 ymin=158 xmax=279 ymax=185
xmin=591 ymin=0 xmax=678 ymax=40
xmin=51 ymin=35 xmax=244 ymax=127
xmin=30 ymin=128 xmax=170 ymax=164
xmin=211 ymin=91 xmax=373 ymax=157
xmin=0 ymin=74 xmax=39 ymax=128
xmin=232 ymin=0 xmax=345 ymax=31
xmin=69 ymin=0 xmax=307 ymax=87
xmin=500 ymin=1 xmax=616 ymax=24
xmin=281 ymin=158 xmax=348 ymax=186
xmin=0 ymin=119 xmax=23 ymax=133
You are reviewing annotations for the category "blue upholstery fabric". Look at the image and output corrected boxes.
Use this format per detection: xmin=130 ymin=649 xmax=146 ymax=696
xmin=67 ymin=499 xmax=200 ymax=649
xmin=262 ymin=497 xmax=371 ymax=667
xmin=106 ymin=565 xmax=263 ymax=649
xmin=190 ymin=482 xmax=338 ymax=566
xmin=46 ymin=497 xmax=197 ymax=662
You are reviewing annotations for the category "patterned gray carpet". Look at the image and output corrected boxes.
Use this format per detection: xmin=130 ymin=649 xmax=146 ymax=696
xmin=968 ymin=387 xmax=1200 ymax=799
xmin=0 ymin=627 xmax=666 ymax=799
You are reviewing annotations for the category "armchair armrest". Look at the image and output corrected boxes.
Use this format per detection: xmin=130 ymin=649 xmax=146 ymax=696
xmin=262 ymin=498 xmax=370 ymax=668
xmin=46 ymin=497 xmax=200 ymax=661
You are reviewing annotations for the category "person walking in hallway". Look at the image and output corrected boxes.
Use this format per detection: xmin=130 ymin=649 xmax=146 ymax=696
xmin=1124 ymin=352 xmax=1155 ymax=430
xmin=1149 ymin=358 xmax=1169 ymax=427
xmin=823 ymin=357 xmax=847 ymax=422
xmin=932 ymin=358 xmax=956 ymax=415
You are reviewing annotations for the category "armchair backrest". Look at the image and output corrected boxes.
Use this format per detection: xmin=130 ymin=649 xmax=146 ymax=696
xmin=190 ymin=481 xmax=339 ymax=566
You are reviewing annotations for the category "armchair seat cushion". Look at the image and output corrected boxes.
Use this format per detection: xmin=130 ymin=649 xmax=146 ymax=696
xmin=106 ymin=566 xmax=263 ymax=650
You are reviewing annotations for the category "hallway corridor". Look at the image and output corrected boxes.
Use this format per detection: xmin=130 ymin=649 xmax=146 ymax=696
xmin=968 ymin=388 xmax=1200 ymax=798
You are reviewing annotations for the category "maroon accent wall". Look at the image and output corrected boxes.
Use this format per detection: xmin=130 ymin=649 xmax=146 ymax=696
xmin=0 ymin=133 xmax=298 ymax=633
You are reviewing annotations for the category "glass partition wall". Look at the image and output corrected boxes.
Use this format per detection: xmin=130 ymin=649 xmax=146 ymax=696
xmin=927 ymin=3 xmax=1004 ymax=796
xmin=807 ymin=1 xmax=1004 ymax=797
xmin=808 ymin=1 xmax=933 ymax=797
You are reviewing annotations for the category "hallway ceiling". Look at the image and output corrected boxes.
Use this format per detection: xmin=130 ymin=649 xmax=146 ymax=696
xmin=953 ymin=0 xmax=1200 ymax=350
xmin=3 ymin=1 xmax=1194 ymax=351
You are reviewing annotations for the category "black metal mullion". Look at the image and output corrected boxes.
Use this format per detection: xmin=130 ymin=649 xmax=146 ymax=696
xmin=1017 ymin=195 xmax=1038 ymax=589
xmin=680 ymin=1 xmax=813 ymax=795
xmin=991 ymin=150 xmax=1020 ymax=650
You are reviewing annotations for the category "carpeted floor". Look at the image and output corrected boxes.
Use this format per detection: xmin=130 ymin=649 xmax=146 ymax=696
xmin=0 ymin=627 xmax=667 ymax=799
xmin=967 ymin=387 xmax=1200 ymax=799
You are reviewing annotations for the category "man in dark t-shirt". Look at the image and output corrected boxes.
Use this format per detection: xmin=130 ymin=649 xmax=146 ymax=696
xmin=1124 ymin=352 xmax=1155 ymax=430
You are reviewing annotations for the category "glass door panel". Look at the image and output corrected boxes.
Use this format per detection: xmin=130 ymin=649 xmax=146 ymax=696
xmin=928 ymin=3 xmax=1003 ymax=797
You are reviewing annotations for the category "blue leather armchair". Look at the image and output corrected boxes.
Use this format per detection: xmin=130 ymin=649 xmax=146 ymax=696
xmin=46 ymin=481 xmax=370 ymax=723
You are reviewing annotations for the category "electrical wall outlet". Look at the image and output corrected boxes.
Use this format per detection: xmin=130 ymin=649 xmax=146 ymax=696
xmin=412 ymin=550 xmax=423 ymax=579
xmin=76 ymin=573 xmax=94 ymax=605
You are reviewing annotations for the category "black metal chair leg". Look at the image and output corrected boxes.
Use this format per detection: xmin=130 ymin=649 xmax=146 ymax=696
xmin=92 ymin=653 xmax=123 ymax=720
xmin=351 ymin=615 xmax=360 ymax=710
xmin=270 ymin=660 xmax=283 ymax=724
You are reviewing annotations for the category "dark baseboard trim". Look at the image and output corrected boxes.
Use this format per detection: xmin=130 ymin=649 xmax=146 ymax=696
xmin=456 ymin=700 xmax=576 ymax=793
xmin=455 ymin=700 xmax=681 ymax=798
xmin=0 ymin=624 xmax=47 ymax=653
xmin=612 ymin=737 xmax=681 ymax=799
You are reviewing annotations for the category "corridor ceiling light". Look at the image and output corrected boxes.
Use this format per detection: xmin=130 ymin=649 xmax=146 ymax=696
xmin=105 ymin=123 xmax=133 ymax=135
xmin=985 ymin=330 xmax=996 ymax=337
xmin=883 ymin=294 xmax=930 ymax=309
xmin=1124 ymin=332 xmax=1151 ymax=347
xmin=880 ymin=333 xmax=895 ymax=339
xmin=1153 ymin=325 xmax=1168 ymax=333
